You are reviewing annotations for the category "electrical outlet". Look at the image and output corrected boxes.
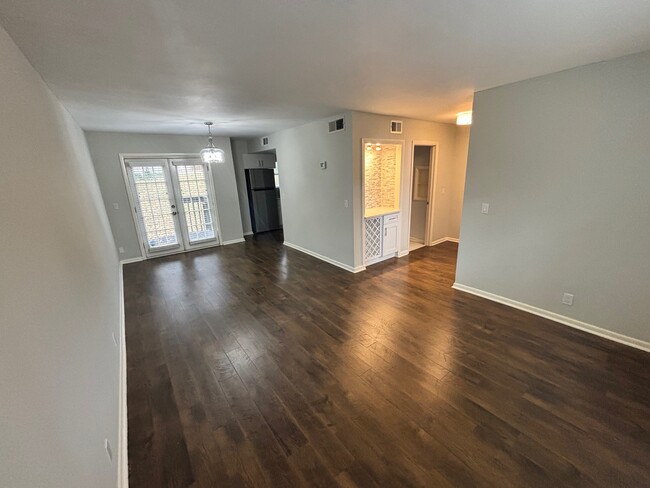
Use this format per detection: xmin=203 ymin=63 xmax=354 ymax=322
xmin=104 ymin=439 xmax=113 ymax=463
xmin=112 ymin=203 xmax=119 ymax=210
xmin=562 ymin=293 xmax=574 ymax=306
xmin=118 ymin=247 xmax=125 ymax=254
xmin=481 ymin=203 xmax=490 ymax=214
xmin=344 ymin=199 xmax=349 ymax=208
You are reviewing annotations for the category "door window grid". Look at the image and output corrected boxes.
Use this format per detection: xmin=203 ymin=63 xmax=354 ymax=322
xmin=175 ymin=165 xmax=215 ymax=242
xmin=131 ymin=166 xmax=178 ymax=248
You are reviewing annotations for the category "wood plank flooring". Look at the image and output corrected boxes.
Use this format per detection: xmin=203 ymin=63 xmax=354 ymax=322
xmin=124 ymin=232 xmax=650 ymax=487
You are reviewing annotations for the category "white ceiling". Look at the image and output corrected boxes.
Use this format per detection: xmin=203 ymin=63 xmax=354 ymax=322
xmin=1 ymin=0 xmax=650 ymax=137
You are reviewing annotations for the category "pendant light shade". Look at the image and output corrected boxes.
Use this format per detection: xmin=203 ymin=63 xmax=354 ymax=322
xmin=200 ymin=122 xmax=225 ymax=163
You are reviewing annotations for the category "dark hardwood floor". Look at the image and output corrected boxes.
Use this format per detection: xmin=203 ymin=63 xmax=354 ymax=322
xmin=124 ymin=232 xmax=650 ymax=487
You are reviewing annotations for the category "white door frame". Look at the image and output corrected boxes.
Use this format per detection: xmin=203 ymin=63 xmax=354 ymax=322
xmin=407 ymin=141 xmax=438 ymax=246
xmin=169 ymin=158 xmax=222 ymax=250
xmin=119 ymin=153 xmax=223 ymax=259
xmin=123 ymin=158 xmax=186 ymax=258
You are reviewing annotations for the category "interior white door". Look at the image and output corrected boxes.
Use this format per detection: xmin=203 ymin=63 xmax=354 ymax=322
xmin=170 ymin=160 xmax=220 ymax=248
xmin=125 ymin=160 xmax=185 ymax=256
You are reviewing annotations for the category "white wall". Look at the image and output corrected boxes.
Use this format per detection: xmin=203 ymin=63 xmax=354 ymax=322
xmin=456 ymin=50 xmax=650 ymax=345
xmin=351 ymin=112 xmax=468 ymax=268
xmin=0 ymin=26 xmax=120 ymax=487
xmin=250 ymin=114 xmax=355 ymax=269
xmin=85 ymin=131 xmax=244 ymax=260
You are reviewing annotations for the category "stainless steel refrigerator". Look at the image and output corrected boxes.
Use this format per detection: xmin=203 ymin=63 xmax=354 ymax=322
xmin=245 ymin=168 xmax=281 ymax=233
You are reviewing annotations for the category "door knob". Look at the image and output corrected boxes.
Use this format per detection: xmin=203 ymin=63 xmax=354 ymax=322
xmin=171 ymin=211 xmax=178 ymax=215
xmin=171 ymin=204 xmax=176 ymax=209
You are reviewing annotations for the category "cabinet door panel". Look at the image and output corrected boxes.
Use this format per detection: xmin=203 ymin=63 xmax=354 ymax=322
xmin=382 ymin=224 xmax=398 ymax=256
xmin=243 ymin=154 xmax=259 ymax=169
xmin=243 ymin=154 xmax=276 ymax=169
xmin=261 ymin=155 xmax=276 ymax=169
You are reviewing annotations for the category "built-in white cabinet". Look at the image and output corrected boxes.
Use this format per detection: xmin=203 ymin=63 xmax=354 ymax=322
xmin=364 ymin=216 xmax=383 ymax=263
xmin=362 ymin=138 xmax=403 ymax=266
xmin=364 ymin=213 xmax=400 ymax=265
xmin=243 ymin=154 xmax=276 ymax=169
xmin=382 ymin=214 xmax=399 ymax=257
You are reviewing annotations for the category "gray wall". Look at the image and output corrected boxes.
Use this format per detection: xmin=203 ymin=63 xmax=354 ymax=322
xmin=456 ymin=50 xmax=650 ymax=344
xmin=249 ymin=114 xmax=355 ymax=268
xmin=231 ymin=138 xmax=253 ymax=235
xmin=410 ymin=146 xmax=431 ymax=242
xmin=0 ymin=26 xmax=120 ymax=487
xmin=85 ymin=131 xmax=244 ymax=260
xmin=351 ymin=112 xmax=468 ymax=268
xmin=246 ymin=112 xmax=469 ymax=271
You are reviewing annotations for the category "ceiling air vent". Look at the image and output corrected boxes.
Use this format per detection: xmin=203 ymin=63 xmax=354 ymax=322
xmin=261 ymin=136 xmax=269 ymax=146
xmin=390 ymin=120 xmax=403 ymax=134
xmin=328 ymin=117 xmax=345 ymax=133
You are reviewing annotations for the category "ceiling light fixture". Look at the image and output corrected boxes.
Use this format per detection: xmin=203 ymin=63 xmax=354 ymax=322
xmin=456 ymin=111 xmax=472 ymax=126
xmin=200 ymin=122 xmax=225 ymax=163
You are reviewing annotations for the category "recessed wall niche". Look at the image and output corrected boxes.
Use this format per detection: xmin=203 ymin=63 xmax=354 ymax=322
xmin=363 ymin=141 xmax=402 ymax=218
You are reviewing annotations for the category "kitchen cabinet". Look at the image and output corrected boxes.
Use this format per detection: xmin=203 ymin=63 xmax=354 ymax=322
xmin=364 ymin=213 xmax=399 ymax=265
xmin=382 ymin=214 xmax=399 ymax=257
xmin=243 ymin=154 xmax=276 ymax=169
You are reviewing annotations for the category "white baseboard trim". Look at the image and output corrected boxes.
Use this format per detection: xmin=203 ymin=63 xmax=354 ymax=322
xmin=452 ymin=283 xmax=650 ymax=353
xmin=243 ymin=231 xmax=254 ymax=236
xmin=118 ymin=264 xmax=129 ymax=487
xmin=398 ymin=250 xmax=409 ymax=258
xmin=283 ymin=241 xmax=365 ymax=273
xmin=410 ymin=237 xmax=425 ymax=244
xmin=430 ymin=236 xmax=459 ymax=246
xmin=222 ymin=237 xmax=246 ymax=246
xmin=119 ymin=256 xmax=143 ymax=265
xmin=446 ymin=237 xmax=460 ymax=243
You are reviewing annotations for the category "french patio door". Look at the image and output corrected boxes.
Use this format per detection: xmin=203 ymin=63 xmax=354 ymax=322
xmin=125 ymin=158 xmax=220 ymax=258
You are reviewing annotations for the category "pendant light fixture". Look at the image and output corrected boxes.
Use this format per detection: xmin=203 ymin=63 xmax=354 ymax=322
xmin=200 ymin=122 xmax=226 ymax=163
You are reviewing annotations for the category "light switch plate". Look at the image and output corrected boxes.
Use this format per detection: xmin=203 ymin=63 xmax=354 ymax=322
xmin=481 ymin=203 xmax=489 ymax=214
xmin=320 ymin=161 xmax=327 ymax=170
xmin=562 ymin=293 xmax=574 ymax=306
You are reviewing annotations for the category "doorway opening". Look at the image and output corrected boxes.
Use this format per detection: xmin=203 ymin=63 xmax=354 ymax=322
xmin=409 ymin=144 xmax=436 ymax=251
xmin=121 ymin=155 xmax=221 ymax=259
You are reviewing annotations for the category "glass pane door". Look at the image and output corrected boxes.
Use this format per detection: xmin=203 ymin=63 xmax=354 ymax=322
xmin=171 ymin=161 xmax=219 ymax=247
xmin=125 ymin=160 xmax=184 ymax=255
